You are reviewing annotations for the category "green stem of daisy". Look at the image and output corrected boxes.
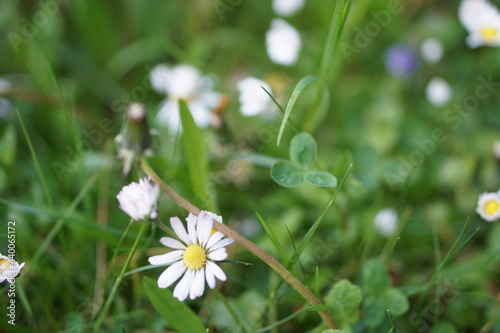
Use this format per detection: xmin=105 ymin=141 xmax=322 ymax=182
xmin=93 ymin=220 xmax=149 ymax=332
xmin=140 ymin=159 xmax=338 ymax=329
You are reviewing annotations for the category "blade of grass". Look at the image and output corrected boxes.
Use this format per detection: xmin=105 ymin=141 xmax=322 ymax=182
xmin=16 ymin=109 xmax=54 ymax=209
xmin=277 ymin=75 xmax=318 ymax=146
xmin=261 ymin=86 xmax=299 ymax=135
xmin=256 ymin=212 xmax=289 ymax=265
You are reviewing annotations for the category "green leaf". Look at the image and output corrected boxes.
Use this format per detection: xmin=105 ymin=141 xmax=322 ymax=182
xmin=305 ymin=170 xmax=337 ymax=188
xmin=430 ymin=321 xmax=458 ymax=333
xmin=179 ymin=100 xmax=214 ymax=210
xmin=143 ymin=277 xmax=206 ymax=333
xmin=277 ymin=75 xmax=318 ymax=146
xmin=270 ymin=160 xmax=304 ymax=187
xmin=325 ymin=279 xmax=362 ymax=324
xmin=363 ymin=295 xmax=385 ymax=327
xmin=290 ymin=132 xmax=317 ymax=168
xmin=362 ymin=260 xmax=391 ymax=297
xmin=384 ymin=288 xmax=409 ymax=316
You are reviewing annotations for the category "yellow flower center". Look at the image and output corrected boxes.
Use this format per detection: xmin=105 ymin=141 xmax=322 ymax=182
xmin=183 ymin=244 xmax=207 ymax=270
xmin=481 ymin=27 xmax=498 ymax=43
xmin=0 ymin=258 xmax=11 ymax=272
xmin=484 ymin=199 xmax=500 ymax=216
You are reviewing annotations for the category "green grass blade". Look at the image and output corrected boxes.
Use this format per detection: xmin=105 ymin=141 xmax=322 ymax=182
xmin=261 ymin=85 xmax=299 ymax=134
xmin=276 ymin=75 xmax=318 ymax=146
xmin=16 ymin=109 xmax=54 ymax=209
xmin=256 ymin=212 xmax=289 ymax=265
xmin=179 ymin=99 xmax=215 ymax=211
xmin=143 ymin=277 xmax=206 ymax=333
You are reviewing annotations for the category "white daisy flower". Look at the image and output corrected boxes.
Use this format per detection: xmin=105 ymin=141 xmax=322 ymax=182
xmin=459 ymin=0 xmax=500 ymax=48
xmin=117 ymin=177 xmax=160 ymax=221
xmin=426 ymin=77 xmax=452 ymax=107
xmin=493 ymin=140 xmax=500 ymax=159
xmin=148 ymin=211 xmax=233 ymax=301
xmin=266 ymin=19 xmax=302 ymax=66
xmin=0 ymin=254 xmax=25 ymax=283
xmin=273 ymin=0 xmax=305 ymax=17
xmin=476 ymin=192 xmax=500 ymax=221
xmin=374 ymin=209 xmax=398 ymax=237
xmin=236 ymin=77 xmax=273 ymax=117
xmin=149 ymin=64 xmax=222 ymax=134
xmin=420 ymin=38 xmax=444 ymax=63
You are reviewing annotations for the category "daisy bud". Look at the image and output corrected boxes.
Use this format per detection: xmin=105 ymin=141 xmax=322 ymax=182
xmin=117 ymin=177 xmax=160 ymax=221
xmin=115 ymin=102 xmax=153 ymax=177
xmin=0 ymin=254 xmax=25 ymax=283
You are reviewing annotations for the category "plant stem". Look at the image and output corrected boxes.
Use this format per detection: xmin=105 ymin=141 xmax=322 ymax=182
xmin=93 ymin=220 xmax=149 ymax=332
xmin=140 ymin=158 xmax=337 ymax=329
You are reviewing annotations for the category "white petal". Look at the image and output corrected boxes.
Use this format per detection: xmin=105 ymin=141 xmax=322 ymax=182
xmin=206 ymin=232 xmax=225 ymax=249
xmin=208 ymin=248 xmax=228 ymax=261
xmin=148 ymin=250 xmax=183 ymax=266
xmin=206 ymin=261 xmax=227 ymax=282
xmin=273 ymin=0 xmax=305 ymax=16
xmin=166 ymin=65 xmax=202 ymax=98
xmin=187 ymin=100 xmax=212 ymax=128
xmin=197 ymin=211 xmax=213 ymax=246
xmin=205 ymin=267 xmax=216 ymax=289
xmin=266 ymin=19 xmax=302 ymax=66
xmin=150 ymin=64 xmax=171 ymax=94
xmin=155 ymin=99 xmax=182 ymax=134
xmin=160 ymin=237 xmax=186 ymax=249
xmin=209 ymin=238 xmax=234 ymax=251
xmin=170 ymin=217 xmax=190 ymax=244
xmin=187 ymin=216 xmax=197 ymax=244
xmin=173 ymin=269 xmax=195 ymax=301
xmin=186 ymin=213 xmax=198 ymax=226
xmin=237 ymin=77 xmax=272 ymax=117
xmin=190 ymin=269 xmax=206 ymax=300
xmin=157 ymin=261 xmax=187 ymax=288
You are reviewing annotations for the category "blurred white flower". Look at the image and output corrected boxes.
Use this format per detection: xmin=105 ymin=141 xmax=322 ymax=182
xmin=0 ymin=79 xmax=12 ymax=119
xmin=493 ymin=140 xmax=500 ymax=159
xmin=266 ymin=19 xmax=302 ymax=66
xmin=148 ymin=211 xmax=233 ymax=301
xmin=476 ymin=192 xmax=500 ymax=221
xmin=459 ymin=0 xmax=500 ymax=48
xmin=374 ymin=209 xmax=398 ymax=237
xmin=273 ymin=0 xmax=305 ymax=17
xmin=150 ymin=64 xmax=222 ymax=134
xmin=420 ymin=38 xmax=444 ymax=63
xmin=236 ymin=77 xmax=273 ymax=116
xmin=0 ymin=254 xmax=25 ymax=283
xmin=117 ymin=177 xmax=160 ymax=221
xmin=426 ymin=77 xmax=452 ymax=107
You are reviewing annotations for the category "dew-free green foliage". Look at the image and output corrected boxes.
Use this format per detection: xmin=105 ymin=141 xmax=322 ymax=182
xmin=271 ymin=132 xmax=337 ymax=187
xmin=143 ymin=277 xmax=206 ymax=333
xmin=324 ymin=279 xmax=362 ymax=332
xmin=1 ymin=0 xmax=499 ymax=332
xmin=362 ymin=260 xmax=409 ymax=327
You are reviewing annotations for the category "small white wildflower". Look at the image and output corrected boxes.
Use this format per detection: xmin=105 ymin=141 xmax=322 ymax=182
xmin=420 ymin=38 xmax=444 ymax=63
xmin=374 ymin=209 xmax=399 ymax=237
xmin=493 ymin=140 xmax=500 ymax=159
xmin=266 ymin=19 xmax=302 ymax=66
xmin=236 ymin=77 xmax=273 ymax=117
xmin=476 ymin=192 xmax=500 ymax=222
xmin=0 ymin=254 xmax=25 ymax=283
xmin=148 ymin=211 xmax=233 ymax=302
xmin=459 ymin=0 xmax=500 ymax=48
xmin=426 ymin=77 xmax=452 ymax=107
xmin=273 ymin=0 xmax=305 ymax=17
xmin=150 ymin=64 xmax=222 ymax=134
xmin=117 ymin=177 xmax=160 ymax=221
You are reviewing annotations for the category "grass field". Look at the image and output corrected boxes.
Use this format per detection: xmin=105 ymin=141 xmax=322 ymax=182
xmin=1 ymin=0 xmax=500 ymax=332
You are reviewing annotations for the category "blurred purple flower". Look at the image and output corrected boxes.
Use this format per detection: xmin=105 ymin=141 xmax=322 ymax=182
xmin=384 ymin=44 xmax=420 ymax=78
